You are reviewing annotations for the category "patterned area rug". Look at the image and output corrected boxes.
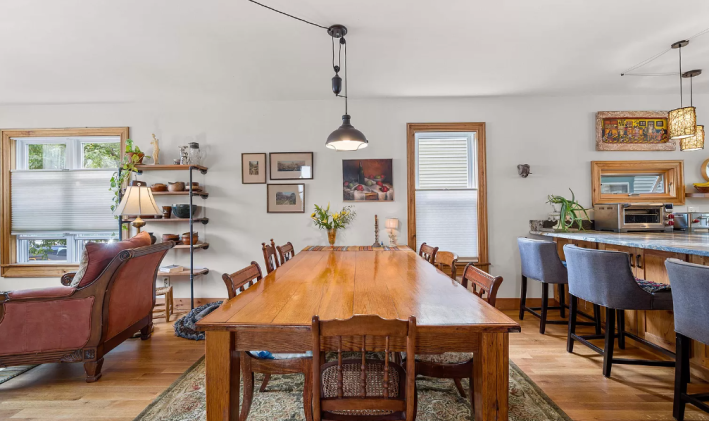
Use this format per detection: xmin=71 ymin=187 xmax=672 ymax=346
xmin=0 ymin=366 xmax=37 ymax=385
xmin=135 ymin=357 xmax=571 ymax=421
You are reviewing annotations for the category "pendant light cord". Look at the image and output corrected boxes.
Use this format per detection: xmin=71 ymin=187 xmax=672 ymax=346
xmin=679 ymin=46 xmax=683 ymax=107
xmin=621 ymin=26 xmax=709 ymax=76
xmin=247 ymin=0 xmax=328 ymax=29
xmin=344 ymin=40 xmax=348 ymax=115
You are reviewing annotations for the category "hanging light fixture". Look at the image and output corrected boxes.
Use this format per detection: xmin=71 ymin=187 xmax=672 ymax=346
xmin=325 ymin=24 xmax=368 ymax=151
xmin=680 ymin=69 xmax=704 ymax=151
xmin=669 ymin=40 xmax=697 ymax=140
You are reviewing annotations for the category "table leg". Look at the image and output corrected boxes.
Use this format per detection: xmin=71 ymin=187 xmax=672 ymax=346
xmin=206 ymin=331 xmax=240 ymax=421
xmin=473 ymin=332 xmax=509 ymax=421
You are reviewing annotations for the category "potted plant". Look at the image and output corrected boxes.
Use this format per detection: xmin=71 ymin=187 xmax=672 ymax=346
xmin=125 ymin=138 xmax=147 ymax=164
xmin=311 ymin=203 xmax=356 ymax=246
xmin=110 ymin=139 xmax=151 ymax=227
xmin=547 ymin=189 xmax=590 ymax=232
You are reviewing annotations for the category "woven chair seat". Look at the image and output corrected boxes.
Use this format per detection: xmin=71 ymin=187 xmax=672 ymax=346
xmin=416 ymin=352 xmax=473 ymax=364
xmin=322 ymin=360 xmax=401 ymax=416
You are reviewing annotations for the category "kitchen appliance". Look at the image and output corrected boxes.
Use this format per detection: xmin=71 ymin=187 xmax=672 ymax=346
xmin=593 ymin=203 xmax=674 ymax=233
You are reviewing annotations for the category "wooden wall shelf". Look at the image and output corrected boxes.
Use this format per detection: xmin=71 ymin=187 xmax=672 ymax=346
xmin=121 ymin=217 xmax=209 ymax=224
xmin=135 ymin=164 xmax=208 ymax=173
xmin=152 ymin=191 xmax=209 ymax=198
xmin=173 ymin=242 xmax=209 ymax=250
xmin=686 ymin=193 xmax=709 ymax=198
xmin=158 ymin=268 xmax=209 ymax=277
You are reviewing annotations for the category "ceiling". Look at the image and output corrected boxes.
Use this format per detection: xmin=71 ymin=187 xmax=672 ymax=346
xmin=1 ymin=0 xmax=709 ymax=103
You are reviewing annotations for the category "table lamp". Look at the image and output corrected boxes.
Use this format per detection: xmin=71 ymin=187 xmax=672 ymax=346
xmin=385 ymin=218 xmax=399 ymax=246
xmin=113 ymin=180 xmax=162 ymax=233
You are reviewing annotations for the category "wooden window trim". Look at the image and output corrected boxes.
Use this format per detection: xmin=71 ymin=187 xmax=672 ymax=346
xmin=591 ymin=160 xmax=685 ymax=205
xmin=406 ymin=123 xmax=488 ymax=267
xmin=1 ymin=127 xmax=129 ymax=278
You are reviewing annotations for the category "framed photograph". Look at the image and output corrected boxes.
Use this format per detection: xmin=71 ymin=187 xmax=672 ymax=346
xmin=242 ymin=153 xmax=267 ymax=184
xmin=270 ymin=152 xmax=314 ymax=180
xmin=342 ymin=159 xmax=394 ymax=202
xmin=596 ymin=111 xmax=675 ymax=151
xmin=267 ymin=183 xmax=305 ymax=213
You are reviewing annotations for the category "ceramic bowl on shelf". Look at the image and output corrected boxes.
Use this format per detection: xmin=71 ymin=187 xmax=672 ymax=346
xmin=171 ymin=204 xmax=198 ymax=218
xmin=190 ymin=182 xmax=202 ymax=191
xmin=181 ymin=232 xmax=199 ymax=245
xmin=168 ymin=181 xmax=185 ymax=192
xmin=151 ymin=183 xmax=167 ymax=192
xmin=694 ymin=184 xmax=709 ymax=193
xmin=162 ymin=234 xmax=180 ymax=243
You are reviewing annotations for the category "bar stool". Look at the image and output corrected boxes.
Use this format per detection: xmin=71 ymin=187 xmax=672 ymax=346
xmin=666 ymin=259 xmax=709 ymax=420
xmin=564 ymin=245 xmax=675 ymax=378
xmin=518 ymin=238 xmax=599 ymax=334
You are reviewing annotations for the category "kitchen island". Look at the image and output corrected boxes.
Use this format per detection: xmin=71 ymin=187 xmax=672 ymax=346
xmin=532 ymin=230 xmax=709 ymax=379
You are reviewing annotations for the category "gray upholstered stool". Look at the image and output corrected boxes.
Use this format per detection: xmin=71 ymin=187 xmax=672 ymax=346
xmin=518 ymin=238 xmax=599 ymax=334
xmin=666 ymin=259 xmax=709 ymax=420
xmin=564 ymin=245 xmax=675 ymax=378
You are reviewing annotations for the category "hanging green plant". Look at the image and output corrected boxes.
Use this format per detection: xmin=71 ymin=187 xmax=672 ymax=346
xmin=110 ymin=139 xmax=151 ymax=229
xmin=546 ymin=189 xmax=590 ymax=232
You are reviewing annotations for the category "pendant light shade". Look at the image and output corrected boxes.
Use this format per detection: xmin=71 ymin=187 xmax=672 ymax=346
xmin=326 ymin=115 xmax=368 ymax=151
xmin=669 ymin=106 xmax=697 ymax=140
xmin=680 ymin=125 xmax=705 ymax=151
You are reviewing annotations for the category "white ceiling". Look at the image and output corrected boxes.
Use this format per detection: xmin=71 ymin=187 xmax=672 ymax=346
xmin=1 ymin=0 xmax=709 ymax=103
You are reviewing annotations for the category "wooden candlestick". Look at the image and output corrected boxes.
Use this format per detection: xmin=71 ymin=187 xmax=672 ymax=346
xmin=373 ymin=215 xmax=380 ymax=247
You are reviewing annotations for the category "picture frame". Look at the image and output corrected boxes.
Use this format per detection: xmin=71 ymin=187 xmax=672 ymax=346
xmin=342 ymin=159 xmax=394 ymax=202
xmin=596 ymin=111 xmax=675 ymax=151
xmin=269 ymin=152 xmax=314 ymax=180
xmin=242 ymin=153 xmax=267 ymax=184
xmin=267 ymin=183 xmax=305 ymax=213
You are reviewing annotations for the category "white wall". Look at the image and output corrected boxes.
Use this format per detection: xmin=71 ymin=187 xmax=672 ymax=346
xmin=1 ymin=94 xmax=707 ymax=300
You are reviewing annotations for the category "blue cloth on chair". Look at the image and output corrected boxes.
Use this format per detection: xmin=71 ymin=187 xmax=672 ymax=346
xmin=250 ymin=351 xmax=313 ymax=360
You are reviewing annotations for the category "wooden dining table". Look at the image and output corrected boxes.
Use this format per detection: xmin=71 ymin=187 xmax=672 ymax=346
xmin=197 ymin=247 xmax=520 ymax=421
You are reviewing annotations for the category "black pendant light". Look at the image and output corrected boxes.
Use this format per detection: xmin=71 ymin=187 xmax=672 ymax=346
xmin=325 ymin=25 xmax=368 ymax=151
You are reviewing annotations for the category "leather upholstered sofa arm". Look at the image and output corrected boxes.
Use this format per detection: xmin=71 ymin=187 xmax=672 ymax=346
xmin=6 ymin=286 xmax=76 ymax=301
xmin=61 ymin=272 xmax=77 ymax=286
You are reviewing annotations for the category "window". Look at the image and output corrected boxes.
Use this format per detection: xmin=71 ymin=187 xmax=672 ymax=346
xmin=407 ymin=123 xmax=488 ymax=264
xmin=1 ymin=128 xmax=128 ymax=277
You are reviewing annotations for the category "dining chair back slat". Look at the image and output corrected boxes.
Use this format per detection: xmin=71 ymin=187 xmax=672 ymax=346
xmin=461 ymin=263 xmax=503 ymax=307
xmin=419 ymin=242 xmax=439 ymax=264
xmin=277 ymin=241 xmax=296 ymax=265
xmin=262 ymin=239 xmax=280 ymax=274
xmin=221 ymin=261 xmax=262 ymax=300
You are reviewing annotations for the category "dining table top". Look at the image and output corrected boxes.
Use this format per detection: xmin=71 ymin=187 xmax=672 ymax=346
xmin=197 ymin=248 xmax=519 ymax=332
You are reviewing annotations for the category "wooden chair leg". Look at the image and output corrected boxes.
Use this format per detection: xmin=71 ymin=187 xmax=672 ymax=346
xmin=165 ymin=289 xmax=171 ymax=323
xmin=674 ymin=333 xmax=690 ymax=421
xmin=454 ymin=378 xmax=466 ymax=398
xmin=140 ymin=322 xmax=153 ymax=340
xmin=469 ymin=376 xmax=475 ymax=410
xmin=593 ymin=304 xmax=602 ymax=335
xmin=240 ymin=353 xmax=255 ymax=421
xmin=302 ymin=360 xmax=314 ymax=421
xmin=259 ymin=374 xmax=272 ymax=393
xmin=519 ymin=275 xmax=528 ymax=320
xmin=567 ymin=295 xmax=577 ymax=353
xmin=617 ymin=310 xmax=626 ymax=350
xmin=540 ymin=282 xmax=549 ymax=334
xmin=84 ymin=358 xmax=104 ymax=383
xmin=558 ymin=284 xmax=566 ymax=319
xmin=602 ymin=307 xmax=616 ymax=378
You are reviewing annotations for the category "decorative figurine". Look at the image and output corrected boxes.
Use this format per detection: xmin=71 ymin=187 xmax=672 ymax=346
xmin=385 ymin=218 xmax=399 ymax=246
xmin=151 ymin=134 xmax=160 ymax=165
xmin=372 ymin=214 xmax=380 ymax=247
xmin=179 ymin=146 xmax=189 ymax=165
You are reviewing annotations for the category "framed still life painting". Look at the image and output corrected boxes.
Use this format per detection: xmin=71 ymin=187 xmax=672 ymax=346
xmin=596 ymin=111 xmax=675 ymax=151
xmin=270 ymin=152 xmax=314 ymax=180
xmin=242 ymin=153 xmax=267 ymax=184
xmin=342 ymin=159 xmax=394 ymax=202
xmin=267 ymin=183 xmax=305 ymax=213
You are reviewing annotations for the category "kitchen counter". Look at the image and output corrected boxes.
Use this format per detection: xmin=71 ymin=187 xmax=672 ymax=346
xmin=531 ymin=230 xmax=709 ymax=257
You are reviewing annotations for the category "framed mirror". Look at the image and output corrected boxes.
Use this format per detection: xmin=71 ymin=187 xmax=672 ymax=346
xmin=701 ymin=158 xmax=709 ymax=182
xmin=591 ymin=160 xmax=684 ymax=205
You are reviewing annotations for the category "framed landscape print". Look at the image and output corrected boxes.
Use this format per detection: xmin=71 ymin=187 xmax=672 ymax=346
xmin=267 ymin=183 xmax=305 ymax=213
xmin=342 ymin=159 xmax=394 ymax=202
xmin=596 ymin=111 xmax=675 ymax=151
xmin=242 ymin=153 xmax=267 ymax=184
xmin=269 ymin=152 xmax=314 ymax=180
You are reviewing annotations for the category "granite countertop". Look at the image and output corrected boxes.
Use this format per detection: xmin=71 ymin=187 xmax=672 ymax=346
xmin=530 ymin=230 xmax=709 ymax=257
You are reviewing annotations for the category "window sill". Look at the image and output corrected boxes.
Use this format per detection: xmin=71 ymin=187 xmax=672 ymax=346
xmin=1 ymin=264 xmax=79 ymax=278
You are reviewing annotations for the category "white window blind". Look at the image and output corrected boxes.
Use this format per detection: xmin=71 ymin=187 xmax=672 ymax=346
xmin=11 ymin=170 xmax=116 ymax=234
xmin=415 ymin=132 xmax=478 ymax=259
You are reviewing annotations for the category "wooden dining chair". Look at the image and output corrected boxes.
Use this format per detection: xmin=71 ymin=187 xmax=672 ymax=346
xmin=418 ymin=242 xmax=439 ymax=264
xmin=435 ymin=251 xmax=459 ymax=280
xmin=222 ymin=262 xmax=313 ymax=421
xmin=414 ymin=263 xmax=503 ymax=404
xmin=276 ymin=241 xmax=296 ymax=265
xmin=262 ymin=239 xmax=280 ymax=274
xmin=312 ymin=314 xmax=417 ymax=421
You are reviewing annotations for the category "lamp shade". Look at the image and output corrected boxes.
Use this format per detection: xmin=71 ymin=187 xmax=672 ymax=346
xmin=326 ymin=115 xmax=368 ymax=151
xmin=113 ymin=181 xmax=161 ymax=216
xmin=669 ymin=106 xmax=697 ymax=139
xmin=385 ymin=218 xmax=399 ymax=230
xmin=680 ymin=125 xmax=705 ymax=151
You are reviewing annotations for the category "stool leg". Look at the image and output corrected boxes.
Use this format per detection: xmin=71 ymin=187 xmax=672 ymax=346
xmin=519 ymin=275 xmax=528 ymax=320
xmin=558 ymin=284 xmax=566 ymax=319
xmin=540 ymin=282 xmax=549 ymax=334
xmin=593 ymin=304 xmax=602 ymax=335
xmin=674 ymin=333 xmax=690 ymax=421
xmin=617 ymin=310 xmax=625 ymax=350
xmin=567 ymin=295 xmax=578 ymax=353
xmin=602 ymin=307 xmax=616 ymax=378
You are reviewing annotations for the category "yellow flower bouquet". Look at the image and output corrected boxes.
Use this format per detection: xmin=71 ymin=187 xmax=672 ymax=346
xmin=312 ymin=203 xmax=356 ymax=246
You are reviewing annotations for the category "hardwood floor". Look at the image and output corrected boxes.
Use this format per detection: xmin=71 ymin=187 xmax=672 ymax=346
xmin=0 ymin=310 xmax=708 ymax=420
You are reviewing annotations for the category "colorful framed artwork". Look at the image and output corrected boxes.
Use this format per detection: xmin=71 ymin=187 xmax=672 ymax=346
xmin=269 ymin=152 xmax=314 ymax=180
xmin=267 ymin=183 xmax=305 ymax=213
xmin=342 ymin=159 xmax=394 ymax=202
xmin=241 ymin=153 xmax=267 ymax=184
xmin=596 ymin=111 xmax=675 ymax=151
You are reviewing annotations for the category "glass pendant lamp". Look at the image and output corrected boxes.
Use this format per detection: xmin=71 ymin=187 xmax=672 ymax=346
xmin=669 ymin=41 xmax=697 ymax=140
xmin=679 ymin=69 xmax=704 ymax=151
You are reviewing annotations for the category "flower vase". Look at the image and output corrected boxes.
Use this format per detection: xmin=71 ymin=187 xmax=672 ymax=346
xmin=327 ymin=228 xmax=337 ymax=247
